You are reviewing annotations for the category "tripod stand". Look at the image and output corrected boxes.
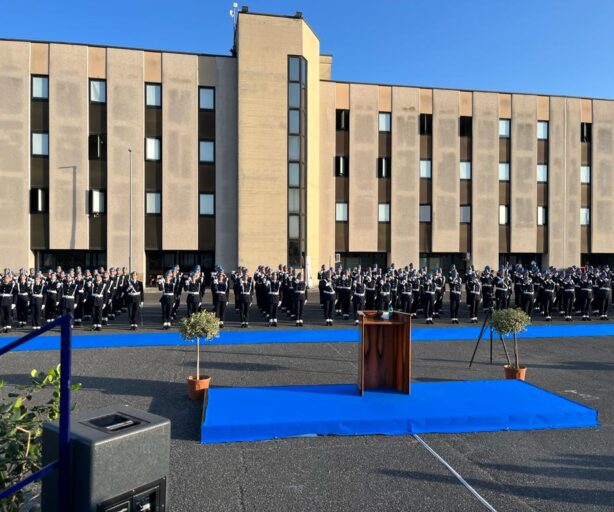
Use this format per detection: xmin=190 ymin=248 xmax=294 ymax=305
xmin=468 ymin=308 xmax=511 ymax=367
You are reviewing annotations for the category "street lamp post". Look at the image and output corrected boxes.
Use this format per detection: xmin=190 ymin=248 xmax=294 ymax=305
xmin=128 ymin=148 xmax=132 ymax=273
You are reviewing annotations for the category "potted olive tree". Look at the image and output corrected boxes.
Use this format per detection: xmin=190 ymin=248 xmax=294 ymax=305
xmin=179 ymin=310 xmax=220 ymax=400
xmin=491 ymin=308 xmax=531 ymax=381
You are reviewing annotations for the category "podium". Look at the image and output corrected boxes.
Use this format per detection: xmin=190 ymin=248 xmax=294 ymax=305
xmin=358 ymin=311 xmax=412 ymax=395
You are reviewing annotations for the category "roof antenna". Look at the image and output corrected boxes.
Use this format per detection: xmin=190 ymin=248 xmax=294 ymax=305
xmin=229 ymin=3 xmax=238 ymax=56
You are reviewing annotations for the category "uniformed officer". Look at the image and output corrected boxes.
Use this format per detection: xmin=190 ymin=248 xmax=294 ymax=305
xmin=466 ymin=272 xmax=481 ymax=323
xmin=184 ymin=273 xmax=202 ymax=317
xmin=293 ymin=272 xmax=307 ymax=326
xmin=158 ymin=272 xmax=175 ymax=329
xmin=520 ymin=275 xmax=535 ymax=318
xmin=89 ymin=273 xmax=108 ymax=331
xmin=321 ymin=271 xmax=336 ymax=326
xmin=60 ymin=274 xmax=78 ymax=326
xmin=0 ymin=273 xmax=17 ymax=333
xmin=448 ymin=270 xmax=462 ymax=324
xmin=561 ymin=272 xmax=576 ymax=321
xmin=45 ymin=273 xmax=62 ymax=322
xmin=238 ymin=270 xmax=253 ymax=328
xmin=541 ymin=273 xmax=556 ymax=321
xmin=422 ymin=274 xmax=436 ymax=324
xmin=125 ymin=272 xmax=144 ymax=330
xmin=481 ymin=267 xmax=494 ymax=312
xmin=597 ymin=271 xmax=611 ymax=320
xmin=30 ymin=275 xmax=46 ymax=329
xmin=352 ymin=275 xmax=366 ymax=324
xmin=337 ymin=270 xmax=352 ymax=320
xmin=579 ymin=273 xmax=593 ymax=321
xmin=16 ymin=273 xmax=30 ymax=327
xmin=213 ymin=271 xmax=229 ymax=328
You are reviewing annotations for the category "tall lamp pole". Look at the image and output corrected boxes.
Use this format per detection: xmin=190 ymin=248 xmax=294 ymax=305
xmin=128 ymin=148 xmax=133 ymax=273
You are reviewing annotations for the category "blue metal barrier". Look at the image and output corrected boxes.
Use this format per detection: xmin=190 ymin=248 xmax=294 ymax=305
xmin=0 ymin=315 xmax=72 ymax=510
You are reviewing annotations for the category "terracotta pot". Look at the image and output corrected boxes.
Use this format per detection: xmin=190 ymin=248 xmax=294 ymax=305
xmin=504 ymin=365 xmax=527 ymax=381
xmin=187 ymin=375 xmax=211 ymax=400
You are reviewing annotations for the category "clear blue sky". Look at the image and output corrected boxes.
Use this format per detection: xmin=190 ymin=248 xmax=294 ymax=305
xmin=3 ymin=0 xmax=613 ymax=99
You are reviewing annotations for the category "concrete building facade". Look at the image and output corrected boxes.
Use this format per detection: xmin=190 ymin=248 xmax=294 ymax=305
xmin=0 ymin=9 xmax=612 ymax=282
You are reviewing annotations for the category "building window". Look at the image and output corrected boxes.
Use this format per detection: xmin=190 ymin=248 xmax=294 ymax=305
xmin=580 ymin=123 xmax=591 ymax=143
xmin=89 ymin=190 xmax=106 ymax=214
xmin=580 ymin=207 xmax=590 ymax=226
xmin=335 ymin=202 xmax=348 ymax=222
xmin=459 ymin=116 xmax=472 ymax=137
xmin=30 ymin=188 xmax=48 ymax=213
xmin=537 ymin=206 xmax=547 ymax=226
xmin=146 ymin=192 xmax=161 ymax=214
xmin=499 ymin=205 xmax=509 ymax=225
xmin=378 ymin=203 xmax=390 ymax=223
xmin=288 ymin=189 xmax=300 ymax=213
xmin=288 ymin=82 xmax=301 ymax=109
xmin=499 ymin=162 xmax=510 ymax=181
xmin=32 ymin=76 xmax=48 ymax=100
xmin=145 ymin=137 xmax=161 ymax=161
xmin=537 ymin=164 xmax=548 ymax=183
xmin=336 ymin=109 xmax=349 ymax=131
xmin=378 ymin=112 xmax=391 ymax=132
xmin=335 ymin=155 xmax=348 ymax=177
xmin=32 ymin=132 xmax=49 ymax=156
xmin=288 ymin=214 xmax=300 ymax=239
xmin=581 ymin=165 xmax=591 ymax=184
xmin=90 ymin=79 xmax=106 ymax=104
xmin=377 ymin=157 xmax=391 ymax=179
xmin=419 ymin=204 xmax=432 ymax=223
xmin=199 ymin=140 xmax=215 ymax=163
xmin=199 ymin=193 xmax=214 ymax=216
xmin=288 ymin=163 xmax=300 ymax=187
xmin=460 ymin=161 xmax=472 ymax=180
xmin=499 ymin=119 xmax=510 ymax=138
xmin=288 ymin=109 xmax=300 ymax=135
xmin=537 ymin=121 xmax=549 ymax=140
xmin=419 ymin=114 xmax=432 ymax=135
xmin=199 ymin=87 xmax=215 ymax=110
xmin=145 ymin=83 xmax=161 ymax=107
xmin=460 ymin=205 xmax=471 ymax=223
xmin=419 ymin=159 xmax=432 ymax=179
xmin=89 ymin=134 xmax=106 ymax=160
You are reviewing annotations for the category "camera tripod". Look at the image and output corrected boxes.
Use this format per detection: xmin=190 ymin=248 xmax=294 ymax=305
xmin=468 ymin=308 xmax=511 ymax=368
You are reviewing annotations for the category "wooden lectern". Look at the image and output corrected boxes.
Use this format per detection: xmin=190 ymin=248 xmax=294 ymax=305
xmin=358 ymin=311 xmax=412 ymax=395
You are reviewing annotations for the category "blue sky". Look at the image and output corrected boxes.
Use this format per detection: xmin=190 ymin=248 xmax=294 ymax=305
xmin=3 ymin=0 xmax=613 ymax=99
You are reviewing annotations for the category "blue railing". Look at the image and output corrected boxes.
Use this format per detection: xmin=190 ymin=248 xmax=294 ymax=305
xmin=0 ymin=315 xmax=72 ymax=510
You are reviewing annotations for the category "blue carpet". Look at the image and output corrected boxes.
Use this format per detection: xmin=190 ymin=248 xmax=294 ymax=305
xmin=201 ymin=380 xmax=599 ymax=444
xmin=3 ymin=322 xmax=614 ymax=351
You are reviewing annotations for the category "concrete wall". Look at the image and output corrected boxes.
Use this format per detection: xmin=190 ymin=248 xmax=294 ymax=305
xmin=564 ymin=99 xmax=582 ymax=264
xmin=161 ymin=53 xmax=198 ymax=249
xmin=431 ymin=89 xmax=460 ymax=252
xmin=106 ymin=48 xmax=145 ymax=276
xmin=0 ymin=41 xmax=30 ymax=269
xmin=592 ymin=100 xmax=614 ymax=253
xmin=510 ymin=94 xmax=537 ymax=253
xmin=348 ymin=84 xmax=378 ymax=252
xmin=390 ymin=86 xmax=419 ymax=265
xmin=319 ymin=81 xmax=336 ymax=268
xmin=48 ymin=44 xmax=89 ymax=250
xmin=471 ymin=92 xmax=499 ymax=269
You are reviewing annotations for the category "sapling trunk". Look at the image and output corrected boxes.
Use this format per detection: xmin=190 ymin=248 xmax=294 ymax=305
xmin=513 ymin=333 xmax=519 ymax=369
xmin=196 ymin=336 xmax=200 ymax=380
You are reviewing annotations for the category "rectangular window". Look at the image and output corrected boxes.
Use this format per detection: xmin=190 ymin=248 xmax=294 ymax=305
xmin=336 ymin=109 xmax=349 ymax=131
xmin=288 ymin=109 xmax=300 ymax=135
xmin=288 ymin=189 xmax=300 ymax=213
xmin=145 ymin=83 xmax=161 ymax=107
xmin=537 ymin=164 xmax=548 ymax=183
xmin=460 ymin=161 xmax=472 ymax=180
xmin=499 ymin=119 xmax=510 ymax=138
xmin=580 ymin=165 xmax=591 ymax=184
xmin=288 ymin=163 xmax=300 ymax=187
xmin=88 ymin=134 xmax=106 ymax=160
xmin=288 ymin=83 xmax=301 ymax=109
xmin=145 ymin=137 xmax=161 ymax=161
xmin=499 ymin=162 xmax=510 ymax=181
xmin=199 ymin=193 xmax=214 ymax=215
xmin=419 ymin=159 xmax=431 ymax=179
xmin=32 ymin=76 xmax=48 ymax=100
xmin=30 ymin=188 xmax=48 ymax=213
xmin=335 ymin=202 xmax=348 ymax=222
xmin=537 ymin=206 xmax=547 ymax=226
xmin=288 ymin=215 xmax=300 ymax=239
xmin=419 ymin=204 xmax=432 ymax=223
xmin=378 ymin=203 xmax=390 ymax=223
xmin=89 ymin=190 xmax=106 ymax=214
xmin=537 ymin=121 xmax=549 ymax=140
xmin=460 ymin=205 xmax=471 ymax=223
xmin=580 ymin=207 xmax=590 ymax=226
xmin=335 ymin=155 xmax=348 ymax=177
xmin=32 ymin=132 xmax=49 ymax=156
xmin=459 ymin=116 xmax=472 ymax=137
xmin=378 ymin=112 xmax=391 ymax=132
xmin=580 ymin=123 xmax=591 ymax=143
xmin=288 ymin=136 xmax=300 ymax=161
xmin=377 ymin=157 xmax=391 ymax=179
xmin=199 ymin=140 xmax=215 ymax=163
xmin=90 ymin=79 xmax=106 ymax=104
xmin=419 ymin=114 xmax=432 ymax=135
xmin=146 ymin=192 xmax=161 ymax=214
xmin=199 ymin=87 xmax=215 ymax=110
xmin=499 ymin=205 xmax=509 ymax=225
xmin=289 ymin=57 xmax=300 ymax=82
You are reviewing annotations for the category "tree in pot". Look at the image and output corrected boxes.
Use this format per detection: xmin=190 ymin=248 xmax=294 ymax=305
xmin=179 ymin=310 xmax=220 ymax=400
xmin=490 ymin=308 xmax=531 ymax=381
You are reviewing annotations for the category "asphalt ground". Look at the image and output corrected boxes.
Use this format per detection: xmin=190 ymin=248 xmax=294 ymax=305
xmin=1 ymin=330 xmax=612 ymax=511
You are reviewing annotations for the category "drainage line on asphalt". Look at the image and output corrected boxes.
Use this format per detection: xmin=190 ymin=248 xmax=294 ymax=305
xmin=413 ymin=434 xmax=498 ymax=512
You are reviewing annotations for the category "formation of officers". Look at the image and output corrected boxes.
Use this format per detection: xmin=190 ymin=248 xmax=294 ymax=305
xmin=0 ymin=266 xmax=144 ymax=333
xmin=0 ymin=261 xmax=612 ymax=333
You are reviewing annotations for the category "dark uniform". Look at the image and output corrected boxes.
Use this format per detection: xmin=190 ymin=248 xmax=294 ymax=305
xmin=89 ymin=278 xmax=108 ymax=330
xmin=184 ymin=277 xmax=202 ymax=317
xmin=45 ymin=278 xmax=62 ymax=322
xmin=16 ymin=277 xmax=30 ymax=326
xmin=213 ymin=276 xmax=229 ymax=327
xmin=352 ymin=279 xmax=366 ymax=324
xmin=125 ymin=277 xmax=144 ymax=329
xmin=61 ymin=279 xmax=78 ymax=324
xmin=448 ymin=274 xmax=462 ymax=323
xmin=466 ymin=275 xmax=481 ymax=323
xmin=238 ymin=276 xmax=253 ymax=327
xmin=321 ymin=276 xmax=336 ymax=326
xmin=0 ymin=279 xmax=17 ymax=332
xmin=562 ymin=275 xmax=575 ymax=320
xmin=159 ymin=278 xmax=175 ymax=329
xmin=422 ymin=278 xmax=436 ymax=324
xmin=294 ymin=278 xmax=307 ymax=326
xmin=30 ymin=280 xmax=46 ymax=329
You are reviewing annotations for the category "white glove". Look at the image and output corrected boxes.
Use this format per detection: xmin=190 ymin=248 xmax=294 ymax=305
xmin=305 ymin=300 xmax=308 ymax=305
xmin=278 ymin=301 xmax=282 ymax=307
xmin=42 ymin=305 xmax=46 ymax=310
xmin=11 ymin=304 xmax=16 ymax=310
xmin=140 ymin=302 xmax=144 ymax=308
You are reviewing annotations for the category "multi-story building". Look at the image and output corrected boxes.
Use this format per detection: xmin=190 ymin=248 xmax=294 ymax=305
xmin=1 ymin=8 xmax=613 ymax=283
